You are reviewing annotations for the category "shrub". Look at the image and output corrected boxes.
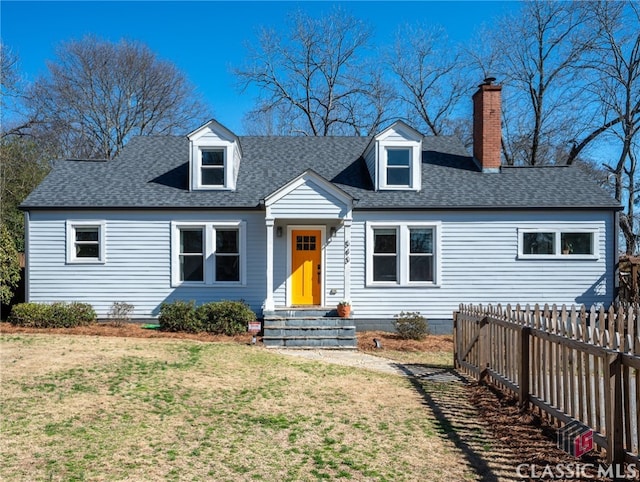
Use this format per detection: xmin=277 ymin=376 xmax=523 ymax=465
xmin=394 ymin=311 xmax=429 ymax=340
xmin=158 ymin=300 xmax=200 ymax=333
xmin=108 ymin=301 xmax=135 ymax=326
xmin=0 ymin=223 xmax=21 ymax=305
xmin=8 ymin=303 xmax=51 ymax=327
xmin=8 ymin=302 xmax=96 ymax=328
xmin=196 ymin=300 xmax=256 ymax=335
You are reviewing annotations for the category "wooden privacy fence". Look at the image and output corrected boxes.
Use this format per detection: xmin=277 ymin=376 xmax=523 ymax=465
xmin=453 ymin=303 xmax=640 ymax=465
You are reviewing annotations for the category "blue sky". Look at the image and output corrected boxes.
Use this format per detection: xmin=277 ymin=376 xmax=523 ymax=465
xmin=2 ymin=1 xmax=519 ymax=134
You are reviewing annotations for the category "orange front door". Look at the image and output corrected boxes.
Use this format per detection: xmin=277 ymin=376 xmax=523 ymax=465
xmin=291 ymin=229 xmax=321 ymax=305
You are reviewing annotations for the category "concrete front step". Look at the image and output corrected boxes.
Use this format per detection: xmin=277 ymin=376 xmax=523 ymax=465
xmin=262 ymin=316 xmax=357 ymax=349
xmin=263 ymin=336 xmax=357 ymax=348
xmin=264 ymin=318 xmax=352 ymax=328
xmin=264 ymin=308 xmax=338 ymax=318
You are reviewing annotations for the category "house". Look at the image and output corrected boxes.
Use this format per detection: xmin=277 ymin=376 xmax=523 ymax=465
xmin=21 ymin=80 xmax=620 ymax=346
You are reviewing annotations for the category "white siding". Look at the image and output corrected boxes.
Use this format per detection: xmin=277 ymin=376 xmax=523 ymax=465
xmin=269 ymin=182 xmax=348 ymax=218
xmin=27 ymin=208 xmax=616 ymax=322
xmin=349 ymin=210 xmax=615 ymax=320
xmin=27 ymin=210 xmax=266 ymax=319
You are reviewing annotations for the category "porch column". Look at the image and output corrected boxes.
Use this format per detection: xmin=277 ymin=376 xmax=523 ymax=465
xmin=343 ymin=219 xmax=352 ymax=302
xmin=264 ymin=217 xmax=275 ymax=312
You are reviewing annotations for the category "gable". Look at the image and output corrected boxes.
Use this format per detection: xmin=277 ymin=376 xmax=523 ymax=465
xmin=363 ymin=120 xmax=423 ymax=192
xmin=188 ymin=120 xmax=241 ymax=191
xmin=265 ymin=170 xmax=353 ymax=219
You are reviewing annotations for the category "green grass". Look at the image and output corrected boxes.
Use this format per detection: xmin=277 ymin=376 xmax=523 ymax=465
xmin=1 ymin=334 xmax=474 ymax=481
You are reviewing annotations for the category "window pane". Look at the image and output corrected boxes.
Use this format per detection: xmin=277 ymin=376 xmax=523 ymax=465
xmin=373 ymin=256 xmax=397 ymax=282
xmin=216 ymin=255 xmax=239 ymax=281
xmin=216 ymin=229 xmax=238 ymax=253
xmin=180 ymin=255 xmax=203 ymax=282
xmin=374 ymin=229 xmax=396 ymax=253
xmin=387 ymin=149 xmax=410 ymax=166
xmin=410 ymin=229 xmax=433 ymax=254
xmin=410 ymin=256 xmax=433 ymax=282
xmin=76 ymin=244 xmax=99 ymax=258
xmin=523 ymin=232 xmax=554 ymax=255
xmin=202 ymin=167 xmax=224 ymax=185
xmin=180 ymin=229 xmax=203 ymax=254
xmin=75 ymin=227 xmax=98 ymax=242
xmin=202 ymin=150 xmax=224 ymax=166
xmin=387 ymin=167 xmax=410 ymax=186
xmin=561 ymin=232 xmax=593 ymax=255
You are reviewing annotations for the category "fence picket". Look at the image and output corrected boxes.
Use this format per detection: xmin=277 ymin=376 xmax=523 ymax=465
xmin=453 ymin=303 xmax=639 ymax=465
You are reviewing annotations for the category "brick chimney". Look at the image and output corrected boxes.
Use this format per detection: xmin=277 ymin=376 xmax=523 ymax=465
xmin=472 ymin=77 xmax=502 ymax=173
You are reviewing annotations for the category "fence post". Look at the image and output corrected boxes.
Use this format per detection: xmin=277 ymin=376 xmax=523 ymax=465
xmin=453 ymin=311 xmax=459 ymax=369
xmin=479 ymin=316 xmax=489 ymax=381
xmin=518 ymin=326 xmax=531 ymax=410
xmin=604 ymin=352 xmax=624 ymax=464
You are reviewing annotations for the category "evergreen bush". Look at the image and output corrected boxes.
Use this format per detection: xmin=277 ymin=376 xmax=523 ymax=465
xmin=393 ymin=311 xmax=429 ymax=340
xmin=8 ymin=302 xmax=96 ymax=328
xmin=158 ymin=300 xmax=201 ymax=333
xmin=196 ymin=300 xmax=256 ymax=335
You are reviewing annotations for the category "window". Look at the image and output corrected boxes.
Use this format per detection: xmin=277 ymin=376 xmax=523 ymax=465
xmin=215 ymin=229 xmax=239 ymax=282
xmin=409 ymin=228 xmax=433 ymax=282
xmin=201 ymin=148 xmax=225 ymax=186
xmin=386 ymin=148 xmax=411 ymax=186
xmin=66 ymin=221 xmax=105 ymax=264
xmin=519 ymin=229 xmax=596 ymax=258
xmin=172 ymin=222 xmax=245 ymax=286
xmin=373 ymin=228 xmax=398 ymax=282
xmin=367 ymin=222 xmax=439 ymax=286
xmin=179 ymin=228 xmax=204 ymax=282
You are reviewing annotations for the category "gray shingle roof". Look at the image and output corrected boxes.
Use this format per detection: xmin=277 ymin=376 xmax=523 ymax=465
xmin=21 ymin=134 xmax=620 ymax=210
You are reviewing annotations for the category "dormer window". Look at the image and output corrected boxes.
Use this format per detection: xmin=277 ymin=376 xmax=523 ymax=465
xmin=201 ymin=148 xmax=225 ymax=186
xmin=363 ymin=120 xmax=423 ymax=192
xmin=386 ymin=148 xmax=411 ymax=186
xmin=188 ymin=120 xmax=241 ymax=191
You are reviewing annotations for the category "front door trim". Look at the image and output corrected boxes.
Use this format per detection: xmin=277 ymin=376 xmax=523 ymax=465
xmin=286 ymin=225 xmax=326 ymax=307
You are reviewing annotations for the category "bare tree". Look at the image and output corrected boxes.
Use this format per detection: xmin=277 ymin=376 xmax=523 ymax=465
xmin=235 ymin=7 xmax=392 ymax=136
xmin=1 ymin=44 xmax=37 ymax=139
xmin=580 ymin=1 xmax=640 ymax=254
xmin=28 ymin=36 xmax=208 ymax=159
xmin=388 ymin=24 xmax=468 ymax=136
xmin=472 ymin=1 xmax=596 ymax=166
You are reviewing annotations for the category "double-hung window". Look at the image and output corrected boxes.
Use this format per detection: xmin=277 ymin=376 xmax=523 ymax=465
xmin=200 ymin=148 xmax=225 ymax=187
xmin=66 ymin=221 xmax=106 ymax=264
xmin=179 ymin=228 xmax=205 ymax=282
xmin=372 ymin=228 xmax=398 ymax=282
xmin=172 ymin=222 xmax=245 ymax=286
xmin=385 ymin=148 xmax=411 ymax=187
xmin=215 ymin=229 xmax=240 ymax=282
xmin=367 ymin=222 xmax=439 ymax=286
xmin=519 ymin=229 xmax=597 ymax=258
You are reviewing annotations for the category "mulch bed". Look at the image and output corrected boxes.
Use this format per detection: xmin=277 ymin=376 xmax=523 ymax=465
xmin=468 ymin=380 xmax=613 ymax=480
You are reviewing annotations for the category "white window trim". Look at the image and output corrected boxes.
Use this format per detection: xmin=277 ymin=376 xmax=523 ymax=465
xmin=194 ymin=146 xmax=234 ymax=191
xmin=66 ymin=220 xmax=106 ymax=264
xmin=517 ymin=228 xmax=599 ymax=260
xmin=171 ymin=221 xmax=247 ymax=287
xmin=378 ymin=143 xmax=421 ymax=191
xmin=366 ymin=221 xmax=441 ymax=287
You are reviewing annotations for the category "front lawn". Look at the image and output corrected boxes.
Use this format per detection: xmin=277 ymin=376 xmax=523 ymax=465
xmin=1 ymin=334 xmax=470 ymax=481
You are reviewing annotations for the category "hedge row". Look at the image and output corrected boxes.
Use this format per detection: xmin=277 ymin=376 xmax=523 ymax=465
xmin=159 ymin=300 xmax=256 ymax=335
xmin=8 ymin=302 xmax=97 ymax=328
